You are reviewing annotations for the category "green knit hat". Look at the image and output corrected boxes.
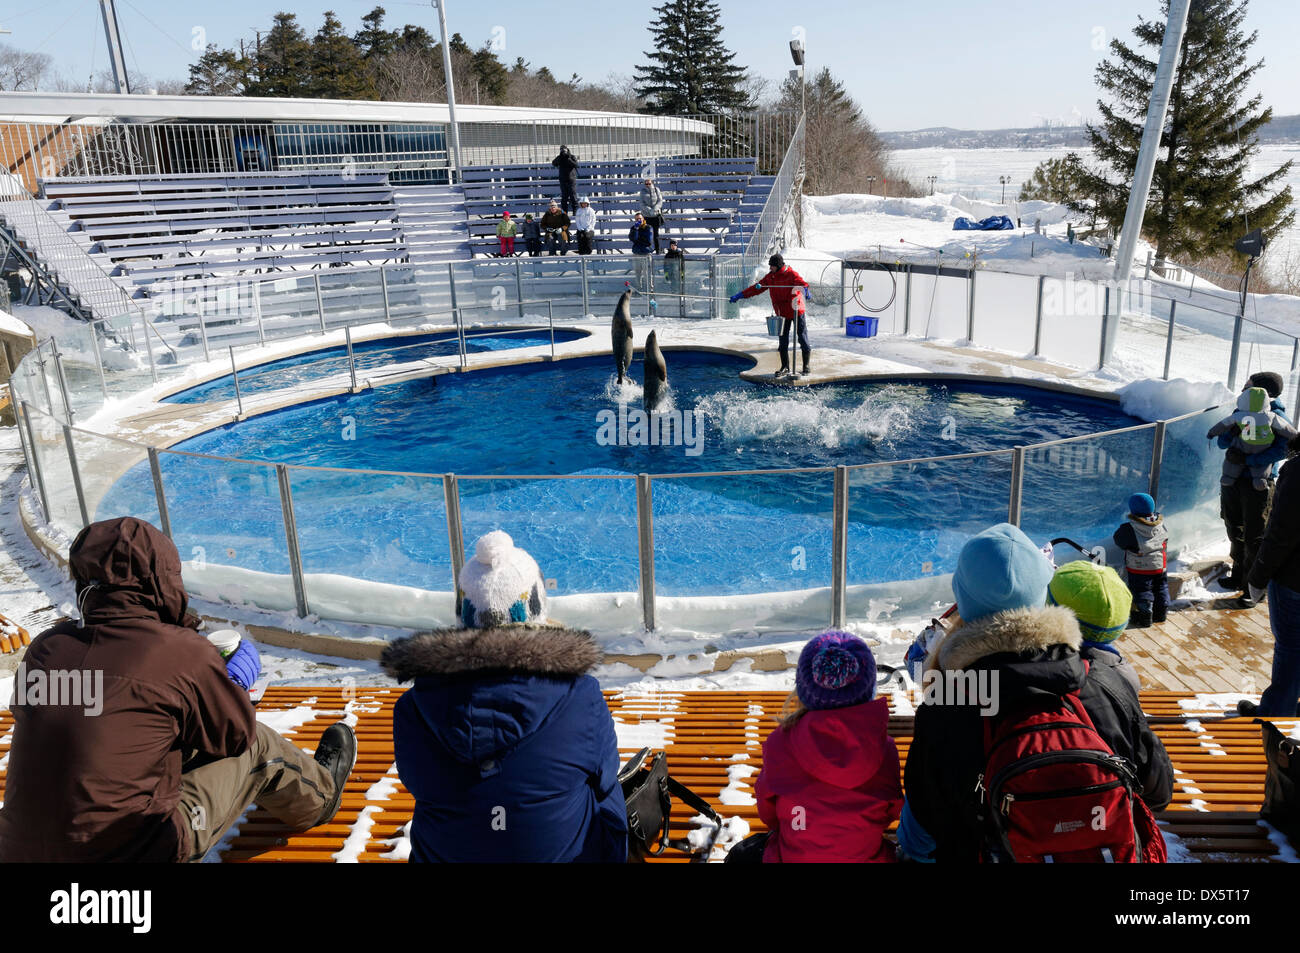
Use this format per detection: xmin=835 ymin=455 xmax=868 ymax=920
xmin=1047 ymin=561 xmax=1133 ymax=643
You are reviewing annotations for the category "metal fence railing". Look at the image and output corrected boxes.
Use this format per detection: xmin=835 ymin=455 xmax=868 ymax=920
xmin=742 ymin=114 xmax=805 ymax=273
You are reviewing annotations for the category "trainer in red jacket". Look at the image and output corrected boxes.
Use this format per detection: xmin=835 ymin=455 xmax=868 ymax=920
xmin=755 ymin=632 xmax=903 ymax=862
xmin=732 ymin=253 xmax=812 ymax=374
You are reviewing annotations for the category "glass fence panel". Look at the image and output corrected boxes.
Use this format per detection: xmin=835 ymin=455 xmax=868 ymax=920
xmin=457 ymin=475 xmax=640 ymax=597
xmin=1159 ymin=405 xmax=1235 ymax=555
xmin=1115 ymin=295 xmax=1174 ymax=380
xmin=677 ymin=256 xmax=713 ymax=319
xmin=972 ymin=270 xmax=1037 ymax=356
xmin=25 ymin=405 xmax=83 ymax=538
xmin=1020 ymin=426 xmax=1156 ymax=553
xmin=254 ymin=274 xmax=328 ymax=344
xmin=98 ymin=312 xmax=165 ymax=398
xmin=1235 ymin=321 xmax=1297 ymax=399
xmin=1162 ymin=291 xmax=1236 ymax=385
xmin=716 ymin=254 xmax=751 ymax=319
xmin=70 ymin=428 xmax=159 ymax=527
xmin=317 ymin=269 xmax=384 ymax=329
xmin=653 ymin=471 xmax=835 ymax=632
xmin=154 ymin=451 xmax=298 ymax=613
xmin=377 ymin=266 xmax=434 ymax=326
xmin=908 ymin=270 xmax=970 ymax=341
xmin=53 ymin=321 xmax=107 ymax=420
xmin=1038 ymin=275 xmax=1104 ymax=370
xmin=846 ymin=454 xmax=1013 ymax=621
xmin=286 ymin=466 xmax=454 ymax=628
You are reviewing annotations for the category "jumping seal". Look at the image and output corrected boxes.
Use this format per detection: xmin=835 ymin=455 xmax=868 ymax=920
xmin=643 ymin=330 xmax=667 ymax=412
xmin=612 ymin=291 xmax=634 ymax=384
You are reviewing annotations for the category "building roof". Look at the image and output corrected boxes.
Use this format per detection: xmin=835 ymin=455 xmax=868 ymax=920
xmin=0 ymin=91 xmax=714 ymax=131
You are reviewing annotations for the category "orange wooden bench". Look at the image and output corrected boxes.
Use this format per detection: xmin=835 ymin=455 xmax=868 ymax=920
xmin=0 ymin=687 xmax=1293 ymax=862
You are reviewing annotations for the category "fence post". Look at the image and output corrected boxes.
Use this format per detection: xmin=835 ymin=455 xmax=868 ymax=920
xmin=90 ymin=323 xmax=109 ymax=400
xmin=1148 ymin=420 xmax=1168 ymax=503
xmin=275 ymin=463 xmax=310 ymax=618
xmin=447 ymin=262 xmax=459 ymax=328
xmin=443 ymin=473 xmax=465 ymax=616
xmin=1098 ymin=286 xmax=1111 ymax=370
xmin=62 ymin=423 xmax=89 ymax=529
xmin=313 ymin=274 xmax=327 ymax=334
xmin=517 ymin=259 xmax=526 ymax=319
xmin=1227 ymin=293 xmax=1247 ymax=392
xmin=229 ymin=347 xmax=244 ymax=418
xmin=148 ymin=447 xmax=173 ymax=540
xmin=636 ymin=473 xmax=656 ymax=632
xmin=580 ymin=257 xmax=588 ymax=318
xmin=966 ymin=267 xmax=976 ymax=344
xmin=1033 ymin=275 xmax=1045 ymax=357
xmin=379 ymin=266 xmax=392 ymax=324
xmin=456 ymin=309 xmax=467 ymax=368
xmin=51 ymin=342 xmax=75 ymax=425
xmin=1145 ymin=250 xmax=1153 ymax=280
xmin=21 ymin=402 xmax=51 ymax=521
xmin=253 ymin=281 xmax=266 ymax=345
xmin=12 ymin=396 xmax=36 ymax=494
xmin=839 ymin=262 xmax=846 ymax=329
xmin=34 ymin=343 xmax=55 ymax=417
xmin=139 ymin=311 xmax=157 ymax=385
xmin=345 ymin=325 xmax=358 ymax=391
xmin=903 ymin=266 xmax=913 ymax=336
xmin=196 ymin=292 xmax=211 ymax=362
xmin=830 ymin=465 xmax=848 ymax=629
xmin=548 ymin=301 xmax=555 ymax=360
xmin=709 ymin=257 xmax=718 ymax=320
xmin=1008 ymin=446 xmax=1026 ymax=527
xmin=1163 ymin=300 xmax=1177 ymax=380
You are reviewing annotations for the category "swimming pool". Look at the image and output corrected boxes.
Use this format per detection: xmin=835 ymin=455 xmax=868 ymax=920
xmin=99 ymin=350 xmax=1210 ymax=598
xmin=163 ymin=327 xmax=590 ymax=404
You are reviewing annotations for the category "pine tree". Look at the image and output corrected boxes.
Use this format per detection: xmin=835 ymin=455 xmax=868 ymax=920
xmin=634 ymin=0 xmax=752 ymax=114
xmin=309 ymin=11 xmax=371 ymax=99
xmin=249 ymin=12 xmax=312 ymax=97
xmin=185 ymin=45 xmax=251 ymax=96
xmin=1019 ymin=154 xmax=1088 ymax=203
xmin=469 ymin=43 xmax=509 ymax=105
xmin=1082 ymin=0 xmax=1293 ymax=265
xmin=355 ymin=7 xmax=398 ymax=62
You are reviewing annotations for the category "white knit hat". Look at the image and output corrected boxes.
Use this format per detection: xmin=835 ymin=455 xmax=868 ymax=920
xmin=458 ymin=531 xmax=548 ymax=628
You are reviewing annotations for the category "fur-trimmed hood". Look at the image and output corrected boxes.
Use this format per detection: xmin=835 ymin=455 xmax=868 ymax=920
xmin=931 ymin=604 xmax=1082 ymax=674
xmin=381 ymin=625 xmax=601 ymax=682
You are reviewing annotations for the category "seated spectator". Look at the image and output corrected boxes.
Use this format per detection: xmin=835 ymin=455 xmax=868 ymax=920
xmin=0 ymin=517 xmax=356 ymax=862
xmin=751 ymin=631 xmax=902 ymax=863
xmin=541 ymin=200 xmax=570 ymax=256
xmin=898 ymin=523 xmax=1173 ymax=863
xmin=381 ymin=531 xmax=627 ymax=862
xmin=1048 ymin=559 xmax=1142 ymax=693
xmin=663 ymin=239 xmax=685 ymax=294
xmin=521 ymin=212 xmax=543 ymax=257
xmin=573 ymin=197 xmax=597 ymax=255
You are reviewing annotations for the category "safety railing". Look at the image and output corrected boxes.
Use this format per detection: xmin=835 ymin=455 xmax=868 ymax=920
xmin=741 ymin=113 xmax=805 ymax=274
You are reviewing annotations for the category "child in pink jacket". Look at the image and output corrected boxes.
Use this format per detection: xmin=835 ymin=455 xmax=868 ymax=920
xmin=754 ymin=631 xmax=903 ymax=863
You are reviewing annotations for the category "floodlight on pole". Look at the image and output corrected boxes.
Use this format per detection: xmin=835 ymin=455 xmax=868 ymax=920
xmin=432 ymin=0 xmax=463 ymax=185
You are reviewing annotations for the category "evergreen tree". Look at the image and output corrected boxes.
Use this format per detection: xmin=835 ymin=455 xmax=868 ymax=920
xmin=309 ymin=11 xmax=371 ymax=99
xmin=469 ymin=43 xmax=509 ymax=104
xmin=249 ymin=12 xmax=312 ymax=97
xmin=1082 ymin=0 xmax=1293 ymax=265
xmin=185 ymin=45 xmax=251 ymax=96
xmin=634 ymin=0 xmax=752 ymax=114
xmin=1019 ymin=154 xmax=1088 ymax=203
xmin=355 ymin=7 xmax=398 ymax=62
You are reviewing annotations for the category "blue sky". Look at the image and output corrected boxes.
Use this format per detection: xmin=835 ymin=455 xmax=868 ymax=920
xmin=4 ymin=0 xmax=1299 ymax=130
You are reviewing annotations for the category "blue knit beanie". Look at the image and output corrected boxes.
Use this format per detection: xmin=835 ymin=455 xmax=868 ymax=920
xmin=796 ymin=631 xmax=877 ymax=711
xmin=952 ymin=523 xmax=1053 ymax=622
xmin=1128 ymin=493 xmax=1155 ymax=517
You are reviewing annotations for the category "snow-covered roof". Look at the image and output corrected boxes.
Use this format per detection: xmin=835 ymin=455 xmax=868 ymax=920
xmin=0 ymin=91 xmax=714 ymax=132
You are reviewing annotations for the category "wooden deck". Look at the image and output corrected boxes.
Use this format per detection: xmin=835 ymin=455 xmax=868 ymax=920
xmin=1121 ymin=598 xmax=1273 ymax=694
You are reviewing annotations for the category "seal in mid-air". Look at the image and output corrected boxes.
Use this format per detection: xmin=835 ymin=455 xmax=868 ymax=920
xmin=612 ymin=291 xmax=634 ymax=384
xmin=643 ymin=330 xmax=667 ymax=412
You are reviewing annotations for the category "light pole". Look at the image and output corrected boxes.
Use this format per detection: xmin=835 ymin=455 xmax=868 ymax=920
xmin=926 ymin=175 xmax=937 ymax=195
xmin=432 ymin=0 xmax=463 ymax=185
xmin=999 ymin=175 xmax=1012 ymax=205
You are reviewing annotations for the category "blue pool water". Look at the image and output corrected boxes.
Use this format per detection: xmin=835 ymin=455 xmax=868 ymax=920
xmin=163 ymin=327 xmax=589 ymax=404
xmin=100 ymin=350 xmax=1215 ymax=597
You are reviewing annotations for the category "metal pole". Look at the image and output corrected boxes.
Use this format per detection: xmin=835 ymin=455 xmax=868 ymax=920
xmin=21 ymin=401 xmax=51 ymax=521
xmin=148 ymin=447 xmax=173 ymax=539
xmin=966 ymin=267 xmax=976 ymax=343
xmin=196 ymin=293 xmax=211 ymax=362
xmin=516 ymin=259 xmax=526 ymax=318
xmin=345 ymin=325 xmax=358 ymax=391
xmin=548 ymin=301 xmax=555 ymax=360
xmin=1163 ymin=300 xmax=1177 ymax=380
xmin=579 ymin=258 xmax=588 ymax=318
xmin=456 ymin=308 xmax=467 ymax=368
xmin=830 ymin=466 xmax=848 ymax=628
xmin=253 ymin=281 xmax=266 ymax=346
xmin=275 ymin=463 xmax=310 ymax=618
xmin=229 ymin=347 xmax=244 ymax=418
xmin=443 ymin=473 xmax=465 ymax=615
xmin=51 ymin=344 xmax=75 ymax=425
xmin=13 ymin=396 xmax=36 ymax=492
xmin=839 ymin=262 xmax=846 ymax=329
xmin=1008 ymin=446 xmax=1026 ymax=527
xmin=35 ymin=344 xmax=55 ymax=418
xmin=1099 ymin=285 xmax=1111 ymax=370
xmin=1227 ymin=259 xmax=1251 ymax=392
xmin=1033 ymin=275 xmax=1045 ymax=357
xmin=709 ymin=256 xmax=718 ymax=320
xmin=313 ymin=273 xmax=327 ymax=334
xmin=1148 ymin=420 xmax=1168 ymax=502
xmin=433 ymin=0 xmax=464 ymax=184
xmin=379 ymin=266 xmax=392 ymax=324
xmin=904 ymin=266 xmax=912 ymax=336
xmin=636 ymin=473 xmax=656 ymax=632
xmin=140 ymin=311 xmax=157 ymax=385
xmin=62 ymin=424 xmax=90 ymax=529
xmin=90 ymin=324 xmax=109 ymax=400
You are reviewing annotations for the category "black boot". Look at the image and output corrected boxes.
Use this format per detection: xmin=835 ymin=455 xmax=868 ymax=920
xmin=313 ymin=721 xmax=358 ymax=826
xmin=802 ymin=352 xmax=811 ymax=375
xmin=1152 ymin=605 xmax=1167 ymax=624
xmin=1129 ymin=609 xmax=1153 ymax=629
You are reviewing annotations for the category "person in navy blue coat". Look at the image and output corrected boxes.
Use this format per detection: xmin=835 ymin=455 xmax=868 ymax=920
xmin=380 ymin=531 xmax=628 ymax=862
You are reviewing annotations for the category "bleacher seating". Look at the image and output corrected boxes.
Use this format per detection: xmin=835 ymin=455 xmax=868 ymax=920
xmin=459 ymin=157 xmax=773 ymax=258
xmin=38 ymin=171 xmax=412 ymax=287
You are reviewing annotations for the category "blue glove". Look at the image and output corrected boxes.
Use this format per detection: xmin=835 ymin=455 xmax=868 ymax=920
xmin=729 ymin=292 xmax=744 ymax=303
xmin=224 ymin=640 xmax=261 ymax=690
xmin=895 ymin=801 xmax=937 ymax=863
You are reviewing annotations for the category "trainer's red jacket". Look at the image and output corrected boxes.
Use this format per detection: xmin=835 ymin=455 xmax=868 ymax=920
xmin=739 ymin=266 xmax=809 ymax=318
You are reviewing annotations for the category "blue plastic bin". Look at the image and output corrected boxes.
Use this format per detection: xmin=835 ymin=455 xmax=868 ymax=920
xmin=846 ymin=315 xmax=879 ymax=338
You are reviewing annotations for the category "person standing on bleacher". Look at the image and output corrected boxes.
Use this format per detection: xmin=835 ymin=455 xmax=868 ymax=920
xmin=496 ymin=211 xmax=517 ymax=257
xmin=639 ymin=178 xmax=665 ymax=253
xmin=573 ymin=197 xmax=596 ymax=255
xmin=552 ymin=145 xmax=580 ymax=215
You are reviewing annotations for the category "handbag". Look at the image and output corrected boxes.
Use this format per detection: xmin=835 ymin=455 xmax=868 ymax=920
xmin=1259 ymin=719 xmax=1300 ymax=845
xmin=618 ymin=747 xmax=722 ymax=862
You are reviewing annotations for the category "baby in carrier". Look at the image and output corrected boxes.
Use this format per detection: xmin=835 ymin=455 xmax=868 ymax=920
xmin=1207 ymin=386 xmax=1298 ymax=490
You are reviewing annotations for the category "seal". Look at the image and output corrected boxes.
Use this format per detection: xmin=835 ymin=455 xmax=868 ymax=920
xmin=612 ymin=291 xmax=634 ymax=384
xmin=643 ymin=330 xmax=667 ymax=412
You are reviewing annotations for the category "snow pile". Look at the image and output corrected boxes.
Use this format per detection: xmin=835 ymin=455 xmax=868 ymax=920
xmin=0 ymin=675 xmax=12 ymax=711
xmin=0 ymin=308 xmax=34 ymax=338
xmin=1117 ymin=378 xmax=1232 ymax=422
xmin=719 ymin=763 xmax=757 ymax=806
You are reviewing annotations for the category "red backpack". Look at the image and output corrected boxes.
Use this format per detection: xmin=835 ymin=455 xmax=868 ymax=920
xmin=977 ymin=683 xmax=1166 ymax=863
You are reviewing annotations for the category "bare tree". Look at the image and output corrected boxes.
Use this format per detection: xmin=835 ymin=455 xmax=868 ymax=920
xmin=0 ymin=44 xmax=53 ymax=91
